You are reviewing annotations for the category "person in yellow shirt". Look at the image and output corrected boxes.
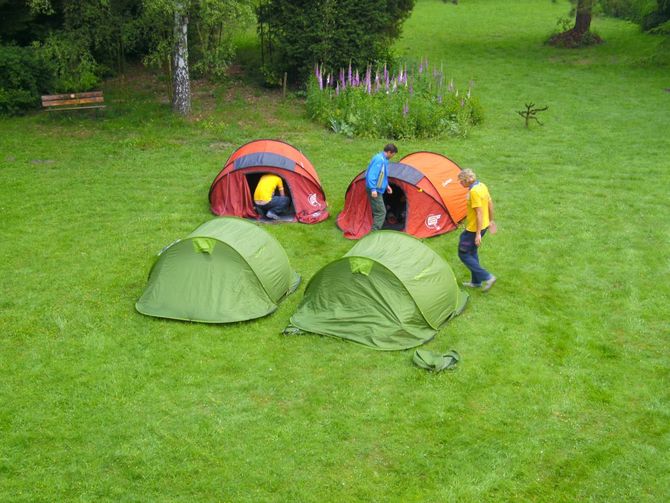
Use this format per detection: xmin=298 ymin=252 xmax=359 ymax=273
xmin=457 ymin=169 xmax=497 ymax=291
xmin=254 ymin=173 xmax=290 ymax=220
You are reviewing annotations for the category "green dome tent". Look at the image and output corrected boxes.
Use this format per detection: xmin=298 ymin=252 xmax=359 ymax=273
xmin=136 ymin=217 xmax=300 ymax=323
xmin=286 ymin=231 xmax=468 ymax=350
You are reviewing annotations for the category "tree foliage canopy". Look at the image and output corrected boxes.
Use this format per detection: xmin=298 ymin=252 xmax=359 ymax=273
xmin=257 ymin=0 xmax=415 ymax=84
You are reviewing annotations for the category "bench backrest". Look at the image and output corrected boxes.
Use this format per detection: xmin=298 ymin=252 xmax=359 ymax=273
xmin=41 ymin=91 xmax=105 ymax=110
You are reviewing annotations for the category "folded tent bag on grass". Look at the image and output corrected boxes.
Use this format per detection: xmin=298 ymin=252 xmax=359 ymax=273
xmin=136 ymin=217 xmax=300 ymax=323
xmin=285 ymin=231 xmax=468 ymax=350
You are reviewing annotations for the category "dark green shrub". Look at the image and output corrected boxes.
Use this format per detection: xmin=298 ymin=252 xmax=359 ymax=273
xmin=0 ymin=44 xmax=52 ymax=115
xmin=257 ymin=0 xmax=415 ymax=85
xmin=37 ymin=32 xmax=101 ymax=92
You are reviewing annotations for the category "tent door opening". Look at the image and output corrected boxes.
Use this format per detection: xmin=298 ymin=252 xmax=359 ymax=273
xmin=382 ymin=183 xmax=407 ymax=231
xmin=245 ymin=172 xmax=296 ymax=220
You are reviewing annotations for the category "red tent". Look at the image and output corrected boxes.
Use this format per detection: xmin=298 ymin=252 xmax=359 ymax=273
xmin=337 ymin=151 xmax=468 ymax=239
xmin=209 ymin=139 xmax=328 ymax=223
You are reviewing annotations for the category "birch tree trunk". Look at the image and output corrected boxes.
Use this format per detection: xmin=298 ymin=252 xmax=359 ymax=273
xmin=172 ymin=3 xmax=191 ymax=115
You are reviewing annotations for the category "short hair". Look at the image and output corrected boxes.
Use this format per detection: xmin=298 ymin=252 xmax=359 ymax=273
xmin=458 ymin=169 xmax=476 ymax=183
xmin=383 ymin=143 xmax=398 ymax=154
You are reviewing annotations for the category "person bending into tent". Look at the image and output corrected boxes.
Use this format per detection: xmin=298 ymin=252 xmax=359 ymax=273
xmin=254 ymin=173 xmax=290 ymax=220
xmin=457 ymin=169 xmax=497 ymax=291
xmin=366 ymin=143 xmax=398 ymax=231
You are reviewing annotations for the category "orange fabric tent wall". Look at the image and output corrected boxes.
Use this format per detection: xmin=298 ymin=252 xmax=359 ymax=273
xmin=336 ymin=151 xmax=467 ymax=239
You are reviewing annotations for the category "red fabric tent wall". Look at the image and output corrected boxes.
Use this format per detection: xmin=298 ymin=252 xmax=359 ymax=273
xmin=209 ymin=140 xmax=328 ymax=224
xmin=336 ymin=152 xmax=467 ymax=239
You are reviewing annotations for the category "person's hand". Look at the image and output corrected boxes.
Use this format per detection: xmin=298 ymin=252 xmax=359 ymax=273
xmin=475 ymin=233 xmax=482 ymax=247
xmin=489 ymin=221 xmax=497 ymax=234
xmin=371 ymin=190 xmax=378 ymax=198
xmin=386 ymin=186 xmax=393 ymax=194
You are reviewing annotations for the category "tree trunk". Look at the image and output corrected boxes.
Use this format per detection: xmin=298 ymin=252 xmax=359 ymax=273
xmin=548 ymin=0 xmax=601 ymax=47
xmin=573 ymin=0 xmax=593 ymax=35
xmin=172 ymin=4 xmax=191 ymax=115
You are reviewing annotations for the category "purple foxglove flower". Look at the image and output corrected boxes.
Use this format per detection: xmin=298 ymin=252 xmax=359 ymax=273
xmin=409 ymin=81 xmax=414 ymax=96
xmin=383 ymin=63 xmax=388 ymax=83
xmin=327 ymin=73 xmax=331 ymax=87
xmin=354 ymin=70 xmax=359 ymax=87
xmin=336 ymin=82 xmax=340 ymax=96
xmin=403 ymin=101 xmax=409 ymax=116
xmin=348 ymin=62 xmax=352 ymax=85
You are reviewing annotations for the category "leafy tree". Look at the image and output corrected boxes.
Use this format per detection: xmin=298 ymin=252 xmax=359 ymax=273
xmin=548 ymin=0 xmax=603 ymax=47
xmin=140 ymin=0 xmax=254 ymax=114
xmin=5 ymin=0 xmax=253 ymax=113
xmin=257 ymin=0 xmax=415 ymax=85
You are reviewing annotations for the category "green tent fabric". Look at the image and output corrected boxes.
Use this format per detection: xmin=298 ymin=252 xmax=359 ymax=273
xmin=286 ymin=231 xmax=468 ymax=350
xmin=136 ymin=217 xmax=300 ymax=323
xmin=413 ymin=349 xmax=460 ymax=372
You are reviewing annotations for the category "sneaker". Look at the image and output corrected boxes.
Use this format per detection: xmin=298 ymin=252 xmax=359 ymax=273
xmin=462 ymin=282 xmax=481 ymax=288
xmin=481 ymin=276 xmax=497 ymax=292
xmin=265 ymin=210 xmax=279 ymax=220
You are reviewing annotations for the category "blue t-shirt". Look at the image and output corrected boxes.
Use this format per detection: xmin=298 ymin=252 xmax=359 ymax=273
xmin=365 ymin=152 xmax=389 ymax=192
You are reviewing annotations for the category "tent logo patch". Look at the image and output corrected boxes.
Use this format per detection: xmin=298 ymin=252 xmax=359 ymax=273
xmin=442 ymin=178 xmax=453 ymax=187
xmin=308 ymin=193 xmax=319 ymax=207
xmin=425 ymin=214 xmax=442 ymax=230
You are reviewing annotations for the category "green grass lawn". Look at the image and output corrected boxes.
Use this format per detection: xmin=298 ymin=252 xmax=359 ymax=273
xmin=1 ymin=0 xmax=669 ymax=500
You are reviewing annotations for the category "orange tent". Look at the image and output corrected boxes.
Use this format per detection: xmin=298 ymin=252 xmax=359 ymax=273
xmin=209 ymin=139 xmax=328 ymax=224
xmin=337 ymin=151 xmax=468 ymax=239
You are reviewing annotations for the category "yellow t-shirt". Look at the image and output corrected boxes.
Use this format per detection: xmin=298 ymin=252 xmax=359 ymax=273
xmin=465 ymin=182 xmax=491 ymax=232
xmin=254 ymin=174 xmax=284 ymax=202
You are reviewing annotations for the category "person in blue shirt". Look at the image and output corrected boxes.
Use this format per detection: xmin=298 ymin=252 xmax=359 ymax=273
xmin=365 ymin=143 xmax=398 ymax=231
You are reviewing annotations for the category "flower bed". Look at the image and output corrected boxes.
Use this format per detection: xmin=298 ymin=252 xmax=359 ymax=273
xmin=306 ymin=59 xmax=483 ymax=139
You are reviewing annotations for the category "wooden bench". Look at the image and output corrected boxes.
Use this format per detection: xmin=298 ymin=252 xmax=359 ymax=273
xmin=41 ymin=91 xmax=105 ymax=112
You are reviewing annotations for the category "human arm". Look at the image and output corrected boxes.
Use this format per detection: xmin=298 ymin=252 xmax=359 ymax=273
xmin=475 ymin=207 xmax=483 ymax=246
